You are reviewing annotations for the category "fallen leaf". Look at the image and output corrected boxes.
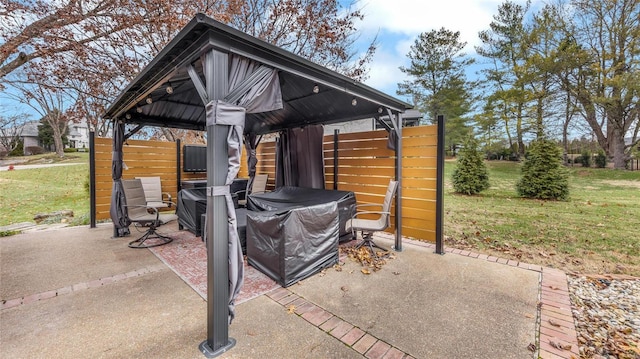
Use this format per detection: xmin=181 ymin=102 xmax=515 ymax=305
xmin=392 ymin=271 xmax=401 ymax=275
xmin=340 ymin=286 xmax=348 ymax=292
xmin=524 ymin=313 xmax=534 ymax=319
xmin=548 ymin=285 xmax=560 ymax=290
xmin=287 ymin=305 xmax=296 ymax=314
xmin=548 ymin=319 xmax=562 ymax=327
xmin=619 ymin=343 xmax=640 ymax=354
xmin=527 ymin=343 xmax=536 ymax=352
xmin=549 ymin=340 xmax=571 ymax=351
xmin=361 ymin=268 xmax=371 ymax=275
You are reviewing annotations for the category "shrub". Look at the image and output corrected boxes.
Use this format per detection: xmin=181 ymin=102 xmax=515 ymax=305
xmin=580 ymin=150 xmax=591 ymax=167
xmin=517 ymin=140 xmax=569 ymax=200
xmin=595 ymin=150 xmax=607 ymax=168
xmin=9 ymin=140 xmax=23 ymax=156
xmin=63 ymin=147 xmax=78 ymax=153
xmin=0 ymin=229 xmax=21 ymax=237
xmin=24 ymin=146 xmax=45 ymax=155
xmin=452 ymin=137 xmax=490 ymax=195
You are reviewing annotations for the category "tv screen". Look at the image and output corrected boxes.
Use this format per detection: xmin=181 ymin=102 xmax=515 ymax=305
xmin=183 ymin=145 xmax=207 ymax=172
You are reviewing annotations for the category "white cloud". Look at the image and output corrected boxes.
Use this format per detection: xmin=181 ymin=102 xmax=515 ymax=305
xmin=364 ymin=48 xmax=406 ymax=96
xmin=354 ymin=0 xmax=537 ymax=96
xmin=356 ymin=0 xmax=510 ymax=48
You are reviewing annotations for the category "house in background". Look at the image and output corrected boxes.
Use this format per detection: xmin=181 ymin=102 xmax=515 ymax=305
xmin=17 ymin=121 xmax=41 ymax=154
xmin=67 ymin=121 xmax=90 ymax=150
xmin=323 ymin=109 xmax=423 ymax=135
xmin=0 ymin=120 xmax=90 ymax=155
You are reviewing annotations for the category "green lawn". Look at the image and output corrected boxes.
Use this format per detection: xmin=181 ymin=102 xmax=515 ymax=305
xmin=0 ymin=153 xmax=90 ymax=227
xmin=2 ymin=153 xmax=639 ymax=276
xmin=444 ymin=160 xmax=640 ymax=276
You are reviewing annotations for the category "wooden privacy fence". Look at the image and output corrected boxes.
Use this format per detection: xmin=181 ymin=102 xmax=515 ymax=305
xmin=93 ymin=125 xmax=437 ymax=242
xmin=93 ymin=138 xmax=224 ymax=220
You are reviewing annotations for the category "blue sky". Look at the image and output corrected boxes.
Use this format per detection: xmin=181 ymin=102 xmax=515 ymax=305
xmin=350 ymin=0 xmax=538 ymax=101
xmin=2 ymin=0 xmax=537 ymax=119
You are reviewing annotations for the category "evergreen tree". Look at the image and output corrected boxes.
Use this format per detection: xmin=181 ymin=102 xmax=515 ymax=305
xmin=398 ymin=28 xmax=475 ymax=153
xmin=452 ymin=137 xmax=490 ymax=195
xmin=516 ymin=139 xmax=569 ymax=200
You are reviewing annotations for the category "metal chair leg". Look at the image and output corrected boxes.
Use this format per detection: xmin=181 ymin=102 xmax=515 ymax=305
xmin=354 ymin=231 xmax=389 ymax=258
xmin=128 ymin=223 xmax=173 ymax=248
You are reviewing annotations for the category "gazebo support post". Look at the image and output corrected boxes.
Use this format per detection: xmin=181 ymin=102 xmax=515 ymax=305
xmin=384 ymin=109 xmax=403 ymax=252
xmin=89 ymin=130 xmax=96 ymax=228
xmin=393 ymin=111 xmax=403 ymax=252
xmin=176 ymin=139 xmax=182 ymax=192
xmin=333 ymin=129 xmax=339 ymax=190
xmin=197 ymin=48 xmax=236 ymax=358
xmin=435 ymin=114 xmax=445 ymax=255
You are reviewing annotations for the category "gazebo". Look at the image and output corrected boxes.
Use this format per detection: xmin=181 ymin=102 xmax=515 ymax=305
xmin=103 ymin=13 xmax=415 ymax=358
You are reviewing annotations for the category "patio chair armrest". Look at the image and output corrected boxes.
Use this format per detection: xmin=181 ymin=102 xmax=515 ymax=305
xmin=351 ymin=210 xmax=390 ymax=219
xmin=161 ymin=200 xmax=177 ymax=208
xmin=355 ymin=203 xmax=383 ymax=211
xmin=161 ymin=192 xmax=172 ymax=204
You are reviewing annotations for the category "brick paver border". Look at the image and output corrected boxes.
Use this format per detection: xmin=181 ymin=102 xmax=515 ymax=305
xmin=0 ymin=264 xmax=167 ymax=310
xmin=267 ymin=232 xmax=580 ymax=359
xmin=266 ymin=286 xmax=416 ymax=359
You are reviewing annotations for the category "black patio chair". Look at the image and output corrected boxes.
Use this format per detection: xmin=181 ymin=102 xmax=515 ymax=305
xmin=122 ymin=179 xmax=177 ymax=248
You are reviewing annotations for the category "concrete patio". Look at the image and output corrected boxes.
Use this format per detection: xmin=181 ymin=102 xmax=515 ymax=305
xmin=0 ymin=223 xmax=579 ymax=358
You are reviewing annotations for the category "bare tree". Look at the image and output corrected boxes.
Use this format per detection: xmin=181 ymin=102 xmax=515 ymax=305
xmin=6 ymin=81 xmax=75 ymax=157
xmin=1 ymin=0 xmax=375 ymax=142
xmin=0 ymin=112 xmax=30 ymax=155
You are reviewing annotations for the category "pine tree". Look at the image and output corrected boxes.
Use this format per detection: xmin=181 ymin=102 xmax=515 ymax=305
xmin=452 ymin=137 xmax=490 ymax=195
xmin=516 ymin=139 xmax=569 ymax=200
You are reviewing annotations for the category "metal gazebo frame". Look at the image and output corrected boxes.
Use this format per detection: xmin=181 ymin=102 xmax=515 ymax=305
xmin=104 ymin=13 xmax=417 ymax=358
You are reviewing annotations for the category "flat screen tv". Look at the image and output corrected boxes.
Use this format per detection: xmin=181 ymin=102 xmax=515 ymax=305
xmin=183 ymin=145 xmax=207 ymax=172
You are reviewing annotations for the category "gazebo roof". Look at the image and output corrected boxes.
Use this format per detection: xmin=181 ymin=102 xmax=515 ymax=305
xmin=103 ymin=14 xmax=412 ymax=134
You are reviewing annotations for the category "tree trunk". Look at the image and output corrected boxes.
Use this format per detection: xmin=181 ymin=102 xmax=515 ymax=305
xmin=562 ymin=91 xmax=571 ymax=165
xmin=536 ymin=97 xmax=544 ymax=139
xmin=503 ymin=116 xmax=514 ymax=153
xmin=516 ymin=102 xmax=525 ymax=159
xmin=612 ymin=126 xmax=627 ymax=169
xmin=51 ymin=124 xmax=65 ymax=157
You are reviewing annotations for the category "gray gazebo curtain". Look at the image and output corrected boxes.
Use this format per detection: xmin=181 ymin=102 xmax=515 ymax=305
xmin=206 ymin=54 xmax=282 ymax=323
xmin=275 ymin=125 xmax=325 ymax=189
xmin=109 ymin=121 xmax=130 ymax=237
xmin=243 ymin=133 xmax=261 ymax=195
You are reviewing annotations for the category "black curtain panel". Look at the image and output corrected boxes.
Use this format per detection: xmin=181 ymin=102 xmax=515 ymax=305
xmin=109 ymin=121 xmax=130 ymax=237
xmin=276 ymin=125 xmax=325 ymax=189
